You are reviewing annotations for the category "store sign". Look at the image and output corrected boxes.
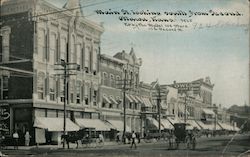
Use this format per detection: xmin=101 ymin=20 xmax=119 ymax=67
xmin=0 ymin=108 xmax=10 ymax=120
xmin=0 ymin=106 xmax=10 ymax=134
xmin=173 ymin=83 xmax=200 ymax=91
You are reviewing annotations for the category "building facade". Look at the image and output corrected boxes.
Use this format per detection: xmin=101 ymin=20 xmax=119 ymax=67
xmin=0 ymin=0 xmax=104 ymax=145
xmin=99 ymin=49 xmax=143 ymax=136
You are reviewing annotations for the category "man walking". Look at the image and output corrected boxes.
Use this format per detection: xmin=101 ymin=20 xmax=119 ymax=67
xmin=130 ymin=131 xmax=137 ymax=149
xmin=13 ymin=131 xmax=19 ymax=150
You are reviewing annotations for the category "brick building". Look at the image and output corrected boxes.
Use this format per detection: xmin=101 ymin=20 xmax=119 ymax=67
xmin=0 ymin=0 xmax=104 ymax=144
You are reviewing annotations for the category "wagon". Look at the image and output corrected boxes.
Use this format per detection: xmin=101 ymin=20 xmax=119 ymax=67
xmin=170 ymin=123 xmax=196 ymax=150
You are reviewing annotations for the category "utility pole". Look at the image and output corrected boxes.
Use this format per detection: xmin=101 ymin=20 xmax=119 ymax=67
xmin=184 ymin=95 xmax=187 ymax=123
xmin=116 ymin=64 xmax=133 ymax=144
xmin=157 ymin=85 xmax=161 ymax=135
xmin=55 ymin=60 xmax=78 ymax=148
xmin=123 ymin=70 xmax=127 ymax=144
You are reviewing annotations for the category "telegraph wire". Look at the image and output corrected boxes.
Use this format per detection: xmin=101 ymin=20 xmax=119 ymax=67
xmin=0 ymin=0 xmax=114 ymax=23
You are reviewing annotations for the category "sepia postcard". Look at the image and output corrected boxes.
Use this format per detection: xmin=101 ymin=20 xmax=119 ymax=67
xmin=0 ymin=0 xmax=249 ymax=157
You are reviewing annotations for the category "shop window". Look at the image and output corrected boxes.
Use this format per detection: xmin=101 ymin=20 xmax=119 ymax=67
xmin=129 ymin=102 xmax=132 ymax=109
xmin=109 ymin=103 xmax=113 ymax=109
xmin=134 ymin=103 xmax=138 ymax=110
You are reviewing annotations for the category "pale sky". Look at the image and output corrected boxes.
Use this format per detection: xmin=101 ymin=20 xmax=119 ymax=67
xmin=49 ymin=0 xmax=249 ymax=108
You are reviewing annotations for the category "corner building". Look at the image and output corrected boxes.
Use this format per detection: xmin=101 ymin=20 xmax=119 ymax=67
xmin=0 ymin=0 xmax=104 ymax=145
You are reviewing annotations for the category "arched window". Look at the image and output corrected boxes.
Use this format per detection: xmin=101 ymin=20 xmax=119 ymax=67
xmin=38 ymin=29 xmax=46 ymax=60
xmin=60 ymin=37 xmax=67 ymax=61
xmin=85 ymin=46 xmax=90 ymax=73
xmin=50 ymin=33 xmax=56 ymax=65
xmin=110 ymin=74 xmax=115 ymax=87
xmin=116 ymin=76 xmax=120 ymax=88
xmin=103 ymin=72 xmax=108 ymax=86
xmin=93 ymin=48 xmax=98 ymax=74
xmin=76 ymin=43 xmax=81 ymax=70
xmin=49 ymin=76 xmax=56 ymax=101
xmin=37 ymin=72 xmax=45 ymax=99
xmin=70 ymin=35 xmax=76 ymax=63
xmin=70 ymin=80 xmax=75 ymax=104
xmin=76 ymin=81 xmax=81 ymax=104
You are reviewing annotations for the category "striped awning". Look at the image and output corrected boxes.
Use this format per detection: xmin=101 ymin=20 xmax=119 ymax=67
xmin=129 ymin=95 xmax=138 ymax=103
xmin=109 ymin=96 xmax=118 ymax=104
xmin=103 ymin=95 xmax=111 ymax=104
xmin=141 ymin=97 xmax=153 ymax=107
xmin=125 ymin=94 xmax=133 ymax=102
xmin=135 ymin=96 xmax=143 ymax=103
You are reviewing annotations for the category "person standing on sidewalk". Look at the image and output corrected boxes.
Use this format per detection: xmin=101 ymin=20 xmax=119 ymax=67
xmin=25 ymin=131 xmax=31 ymax=146
xmin=13 ymin=131 xmax=19 ymax=150
xmin=130 ymin=131 xmax=137 ymax=149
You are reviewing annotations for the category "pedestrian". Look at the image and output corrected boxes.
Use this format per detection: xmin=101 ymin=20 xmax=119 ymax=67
xmin=25 ymin=131 xmax=31 ymax=146
xmin=13 ymin=131 xmax=19 ymax=150
xmin=98 ymin=133 xmax=104 ymax=146
xmin=136 ymin=133 xmax=140 ymax=144
xmin=130 ymin=131 xmax=137 ymax=149
xmin=116 ymin=132 xmax=120 ymax=143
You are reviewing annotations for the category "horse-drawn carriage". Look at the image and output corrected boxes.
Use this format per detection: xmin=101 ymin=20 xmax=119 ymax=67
xmin=168 ymin=123 xmax=197 ymax=150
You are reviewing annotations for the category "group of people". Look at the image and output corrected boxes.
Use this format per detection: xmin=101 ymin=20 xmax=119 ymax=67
xmin=12 ymin=130 xmax=31 ymax=149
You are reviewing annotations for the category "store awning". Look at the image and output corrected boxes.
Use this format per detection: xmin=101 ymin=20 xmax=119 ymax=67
xmin=135 ymin=96 xmax=143 ymax=103
xmin=106 ymin=120 xmax=131 ymax=132
xmin=218 ymin=122 xmax=235 ymax=131
xmin=129 ymin=95 xmax=138 ymax=103
xmin=125 ymin=94 xmax=133 ymax=103
xmin=146 ymin=117 xmax=164 ymax=130
xmin=161 ymin=119 xmax=174 ymax=130
xmin=186 ymin=120 xmax=202 ymax=130
xmin=103 ymin=95 xmax=111 ymax=104
xmin=167 ymin=118 xmax=181 ymax=125
xmin=109 ymin=96 xmax=118 ymax=104
xmin=141 ymin=97 xmax=153 ymax=107
xmin=75 ymin=118 xmax=111 ymax=131
xmin=34 ymin=117 xmax=80 ymax=132
xmin=196 ymin=121 xmax=214 ymax=130
xmin=202 ymin=108 xmax=215 ymax=115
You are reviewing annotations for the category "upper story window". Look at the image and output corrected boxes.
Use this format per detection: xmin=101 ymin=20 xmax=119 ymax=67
xmin=103 ymin=72 xmax=109 ymax=86
xmin=50 ymin=33 xmax=56 ymax=65
xmin=38 ymin=29 xmax=46 ymax=61
xmin=37 ymin=72 xmax=45 ymax=99
xmin=76 ymin=81 xmax=81 ymax=104
xmin=60 ymin=78 xmax=65 ymax=102
xmin=110 ymin=74 xmax=115 ymax=87
xmin=70 ymin=36 xmax=76 ymax=63
xmin=116 ymin=76 xmax=120 ymax=88
xmin=85 ymin=46 xmax=90 ymax=73
xmin=84 ymin=84 xmax=89 ymax=105
xmin=93 ymin=48 xmax=98 ymax=74
xmin=49 ymin=76 xmax=56 ymax=101
xmin=76 ymin=44 xmax=81 ymax=71
xmin=60 ymin=37 xmax=67 ymax=62
xmin=70 ymin=80 xmax=75 ymax=104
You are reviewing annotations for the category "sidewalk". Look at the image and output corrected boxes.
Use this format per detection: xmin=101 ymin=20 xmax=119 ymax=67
xmin=1 ymin=139 xmax=166 ymax=151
